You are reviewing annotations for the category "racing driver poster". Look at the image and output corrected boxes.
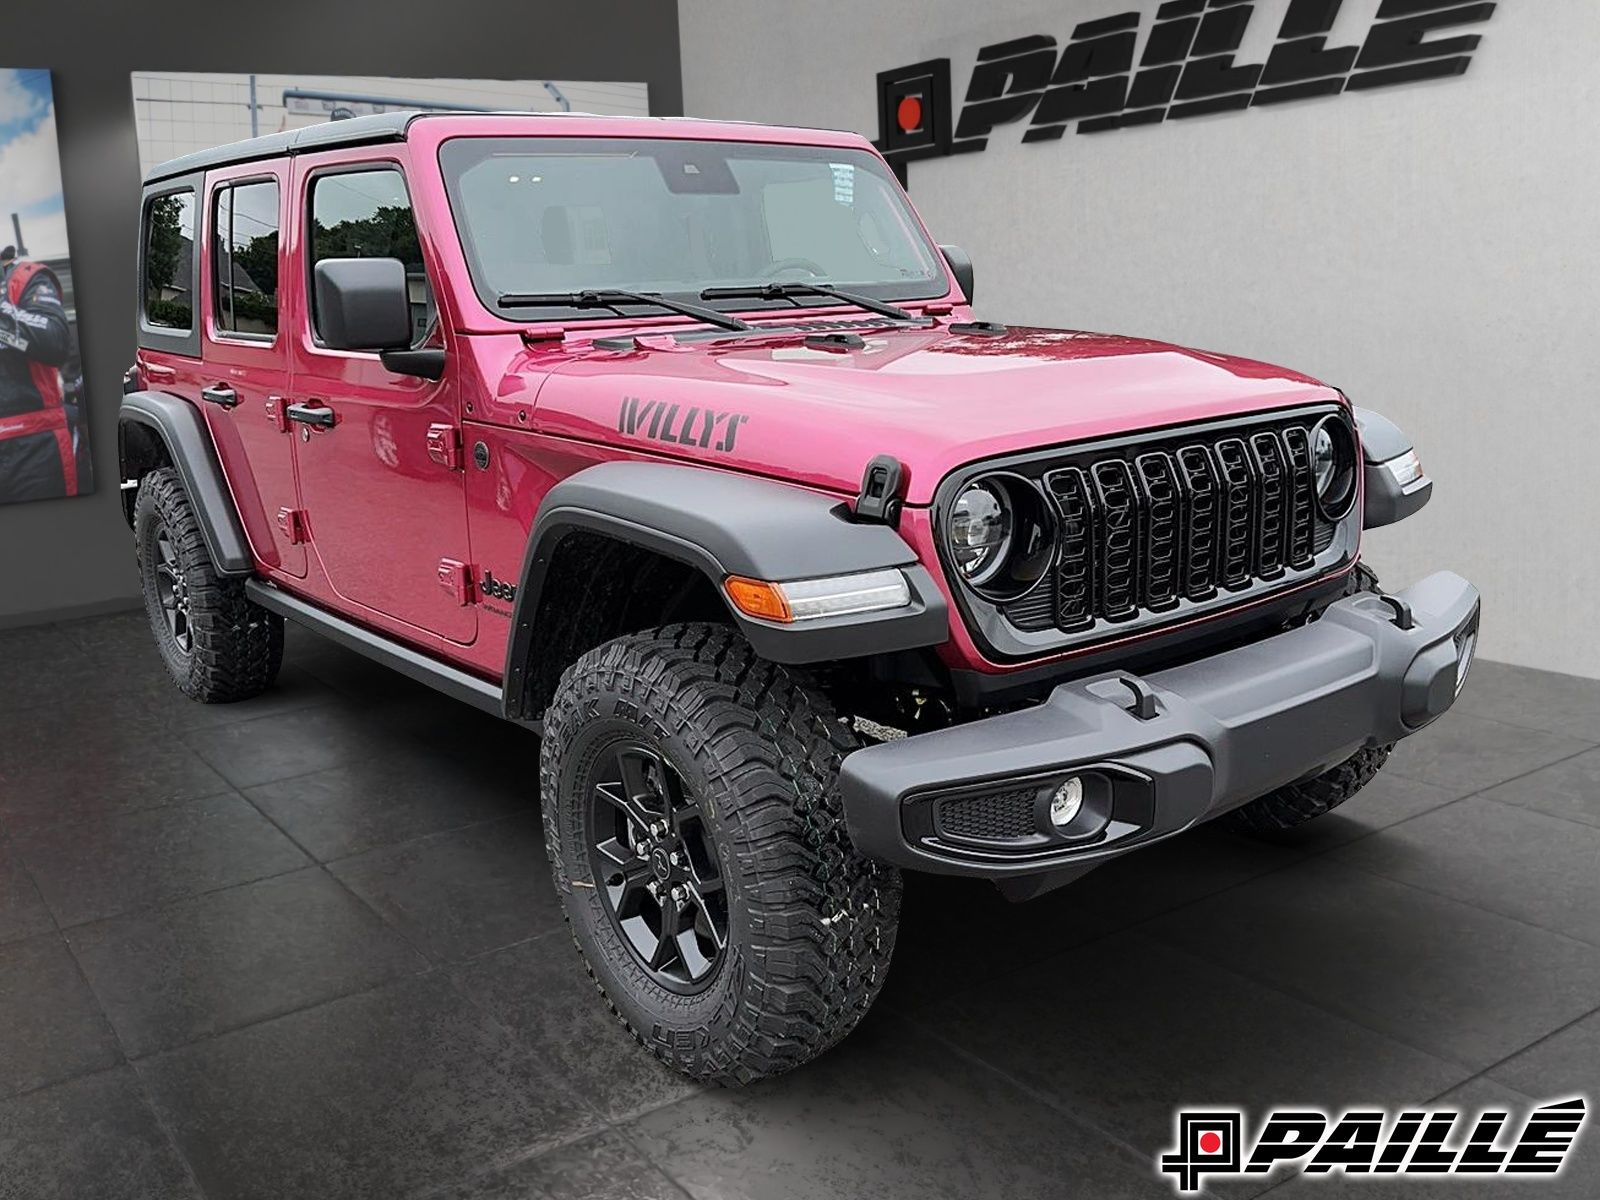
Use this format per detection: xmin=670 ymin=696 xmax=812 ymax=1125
xmin=0 ymin=68 xmax=90 ymax=506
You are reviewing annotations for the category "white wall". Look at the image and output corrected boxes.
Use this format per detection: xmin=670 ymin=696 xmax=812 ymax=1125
xmin=681 ymin=0 xmax=1600 ymax=678
xmin=131 ymin=73 xmax=651 ymax=178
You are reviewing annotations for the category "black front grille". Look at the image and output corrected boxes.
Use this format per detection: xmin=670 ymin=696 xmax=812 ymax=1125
xmin=1002 ymin=411 xmax=1345 ymax=638
xmin=937 ymin=787 xmax=1038 ymax=842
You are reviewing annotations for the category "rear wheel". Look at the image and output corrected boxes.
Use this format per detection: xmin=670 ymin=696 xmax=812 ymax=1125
xmin=134 ymin=468 xmax=283 ymax=702
xmin=540 ymin=623 xmax=900 ymax=1083
xmin=1221 ymin=745 xmax=1392 ymax=835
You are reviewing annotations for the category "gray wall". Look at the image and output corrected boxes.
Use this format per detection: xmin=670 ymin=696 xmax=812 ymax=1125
xmin=0 ymin=0 xmax=683 ymax=628
xmin=681 ymin=0 xmax=1596 ymax=678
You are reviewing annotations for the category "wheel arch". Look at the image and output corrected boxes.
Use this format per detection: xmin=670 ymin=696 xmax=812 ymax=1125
xmin=502 ymin=462 xmax=949 ymax=721
xmin=119 ymin=390 xmax=253 ymax=576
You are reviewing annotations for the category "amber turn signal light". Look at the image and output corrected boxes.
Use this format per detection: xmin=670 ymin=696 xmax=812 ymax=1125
xmin=724 ymin=576 xmax=793 ymax=623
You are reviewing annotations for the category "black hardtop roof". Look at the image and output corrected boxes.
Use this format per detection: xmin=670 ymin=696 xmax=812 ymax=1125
xmin=141 ymin=109 xmax=836 ymax=187
xmin=143 ymin=111 xmax=420 ymax=186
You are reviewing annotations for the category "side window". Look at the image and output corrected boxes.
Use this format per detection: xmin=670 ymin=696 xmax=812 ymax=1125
xmin=308 ymin=168 xmax=433 ymax=347
xmin=213 ymin=179 xmax=280 ymax=337
xmin=142 ymin=189 xmax=196 ymax=331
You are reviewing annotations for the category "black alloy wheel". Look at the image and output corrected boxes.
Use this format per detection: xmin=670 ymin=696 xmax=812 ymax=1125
xmin=587 ymin=739 xmax=729 ymax=992
xmin=150 ymin=521 xmax=194 ymax=655
xmin=133 ymin=467 xmax=284 ymax=702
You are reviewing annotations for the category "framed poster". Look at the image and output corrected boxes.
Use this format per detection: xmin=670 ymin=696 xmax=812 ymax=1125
xmin=0 ymin=68 xmax=89 ymax=505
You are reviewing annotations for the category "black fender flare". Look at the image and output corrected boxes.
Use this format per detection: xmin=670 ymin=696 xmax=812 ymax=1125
xmin=503 ymin=462 xmax=949 ymax=718
xmin=119 ymin=390 xmax=253 ymax=576
xmin=1355 ymin=406 xmax=1433 ymax=530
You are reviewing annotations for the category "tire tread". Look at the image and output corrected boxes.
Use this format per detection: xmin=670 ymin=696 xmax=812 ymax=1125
xmin=540 ymin=622 xmax=900 ymax=1084
xmin=135 ymin=467 xmax=282 ymax=703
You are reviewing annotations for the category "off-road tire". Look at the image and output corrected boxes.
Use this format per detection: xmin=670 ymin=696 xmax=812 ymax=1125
xmin=134 ymin=467 xmax=283 ymax=702
xmin=540 ymin=623 xmax=901 ymax=1084
xmin=1220 ymin=745 xmax=1392 ymax=835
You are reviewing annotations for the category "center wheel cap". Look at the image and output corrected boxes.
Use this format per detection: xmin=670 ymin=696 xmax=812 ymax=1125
xmin=650 ymin=847 xmax=673 ymax=882
xmin=588 ymin=740 xmax=730 ymax=993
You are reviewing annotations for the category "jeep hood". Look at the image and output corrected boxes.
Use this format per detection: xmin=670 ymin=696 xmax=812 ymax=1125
xmin=529 ymin=324 xmax=1340 ymax=506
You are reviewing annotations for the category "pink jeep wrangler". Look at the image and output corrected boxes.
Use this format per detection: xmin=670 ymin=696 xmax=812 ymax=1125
xmin=122 ymin=112 xmax=1478 ymax=1082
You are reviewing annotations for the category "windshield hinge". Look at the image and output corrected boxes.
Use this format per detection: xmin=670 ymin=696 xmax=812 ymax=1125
xmin=854 ymin=455 xmax=905 ymax=525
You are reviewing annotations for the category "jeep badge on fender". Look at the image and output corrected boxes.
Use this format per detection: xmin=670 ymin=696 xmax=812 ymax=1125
xmin=121 ymin=108 xmax=1478 ymax=1086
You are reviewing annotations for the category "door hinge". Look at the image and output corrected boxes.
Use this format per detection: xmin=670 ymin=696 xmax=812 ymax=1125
xmin=437 ymin=558 xmax=476 ymax=606
xmin=265 ymin=396 xmax=289 ymax=433
xmin=276 ymin=507 xmax=309 ymax=545
xmin=426 ymin=423 xmax=464 ymax=471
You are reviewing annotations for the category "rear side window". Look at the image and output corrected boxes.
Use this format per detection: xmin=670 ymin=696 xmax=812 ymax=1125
xmin=142 ymin=189 xmax=196 ymax=331
xmin=213 ymin=179 xmax=280 ymax=337
xmin=308 ymin=168 xmax=433 ymax=346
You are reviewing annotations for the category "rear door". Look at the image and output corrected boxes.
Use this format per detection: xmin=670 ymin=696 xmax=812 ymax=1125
xmin=200 ymin=162 xmax=304 ymax=577
xmin=287 ymin=150 xmax=475 ymax=642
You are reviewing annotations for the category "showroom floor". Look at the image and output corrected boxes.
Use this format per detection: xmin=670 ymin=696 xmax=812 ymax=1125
xmin=1 ymin=611 xmax=1597 ymax=1199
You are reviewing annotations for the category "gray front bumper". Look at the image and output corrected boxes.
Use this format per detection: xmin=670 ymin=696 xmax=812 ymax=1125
xmin=840 ymin=572 xmax=1481 ymax=882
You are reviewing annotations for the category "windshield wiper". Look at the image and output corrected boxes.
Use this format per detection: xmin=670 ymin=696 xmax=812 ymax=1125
xmin=699 ymin=282 xmax=916 ymax=323
xmin=496 ymin=288 xmax=752 ymax=332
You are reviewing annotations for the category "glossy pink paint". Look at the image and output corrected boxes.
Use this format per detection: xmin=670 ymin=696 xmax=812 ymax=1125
xmin=142 ymin=113 xmax=1353 ymax=682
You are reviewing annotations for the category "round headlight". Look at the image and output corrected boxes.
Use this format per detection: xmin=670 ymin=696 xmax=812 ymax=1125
xmin=947 ymin=474 xmax=1055 ymax=600
xmin=1311 ymin=415 xmax=1358 ymax=519
xmin=950 ymin=481 xmax=1013 ymax=587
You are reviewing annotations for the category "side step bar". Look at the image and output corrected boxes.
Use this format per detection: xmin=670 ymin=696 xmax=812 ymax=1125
xmin=245 ymin=580 xmax=507 ymax=718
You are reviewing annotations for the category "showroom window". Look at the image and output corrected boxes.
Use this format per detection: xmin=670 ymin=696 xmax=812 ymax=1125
xmin=307 ymin=167 xmax=433 ymax=347
xmin=213 ymin=179 xmax=280 ymax=338
xmin=142 ymin=188 xmax=196 ymax=331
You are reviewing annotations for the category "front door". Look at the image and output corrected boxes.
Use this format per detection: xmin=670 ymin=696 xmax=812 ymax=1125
xmin=200 ymin=164 xmax=304 ymax=577
xmin=288 ymin=155 xmax=475 ymax=642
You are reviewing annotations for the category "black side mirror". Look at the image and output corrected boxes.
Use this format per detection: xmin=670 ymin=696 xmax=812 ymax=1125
xmin=313 ymin=258 xmax=413 ymax=351
xmin=940 ymin=244 xmax=975 ymax=303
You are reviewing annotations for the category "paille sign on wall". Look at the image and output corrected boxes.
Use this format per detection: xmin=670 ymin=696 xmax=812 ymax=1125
xmin=875 ymin=0 xmax=1496 ymax=184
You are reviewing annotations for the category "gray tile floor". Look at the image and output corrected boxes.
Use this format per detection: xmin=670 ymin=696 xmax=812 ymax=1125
xmin=1 ymin=613 xmax=1597 ymax=1199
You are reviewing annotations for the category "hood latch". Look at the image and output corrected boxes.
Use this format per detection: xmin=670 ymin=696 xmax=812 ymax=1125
xmin=855 ymin=455 xmax=905 ymax=526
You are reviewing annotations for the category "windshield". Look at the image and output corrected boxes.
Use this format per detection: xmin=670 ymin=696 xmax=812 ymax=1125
xmin=439 ymin=137 xmax=949 ymax=318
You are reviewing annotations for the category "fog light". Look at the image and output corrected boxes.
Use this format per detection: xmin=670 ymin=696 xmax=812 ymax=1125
xmin=1048 ymin=777 xmax=1084 ymax=829
xmin=1456 ymin=630 xmax=1477 ymax=695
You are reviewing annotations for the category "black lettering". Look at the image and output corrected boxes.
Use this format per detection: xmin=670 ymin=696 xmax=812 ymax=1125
xmin=1305 ymin=1113 xmax=1384 ymax=1174
xmin=699 ymin=410 xmax=724 ymax=448
xmin=1260 ymin=32 xmax=1360 ymax=88
xmin=1454 ymin=1111 xmax=1510 ymax=1173
xmin=1407 ymin=1114 xmax=1461 ymax=1173
xmin=622 ymin=397 xmax=658 ymax=436
xmin=1281 ymin=0 xmax=1344 ymax=38
xmin=677 ymin=406 xmax=702 ymax=445
xmin=645 ymin=402 xmax=667 ymax=440
xmin=1245 ymin=1113 xmax=1327 ymax=1173
xmin=1143 ymin=3 xmax=1203 ymax=65
xmin=1354 ymin=4 xmax=1495 ymax=71
xmin=1175 ymin=3 xmax=1264 ymax=103
xmin=1506 ymin=1100 xmax=1586 ymax=1175
xmin=1374 ymin=1113 xmax=1424 ymax=1172
xmin=1031 ymin=18 xmax=1138 ymax=130
xmin=954 ymin=36 xmax=1056 ymax=143
xmin=655 ymin=402 xmax=680 ymax=441
xmin=719 ymin=414 xmax=747 ymax=452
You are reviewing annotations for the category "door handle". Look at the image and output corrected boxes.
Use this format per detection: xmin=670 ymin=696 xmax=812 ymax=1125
xmin=200 ymin=384 xmax=238 ymax=408
xmin=285 ymin=402 xmax=336 ymax=429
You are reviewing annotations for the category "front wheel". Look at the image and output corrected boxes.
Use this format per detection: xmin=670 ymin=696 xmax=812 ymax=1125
xmin=1220 ymin=744 xmax=1392 ymax=835
xmin=540 ymin=623 xmax=901 ymax=1083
